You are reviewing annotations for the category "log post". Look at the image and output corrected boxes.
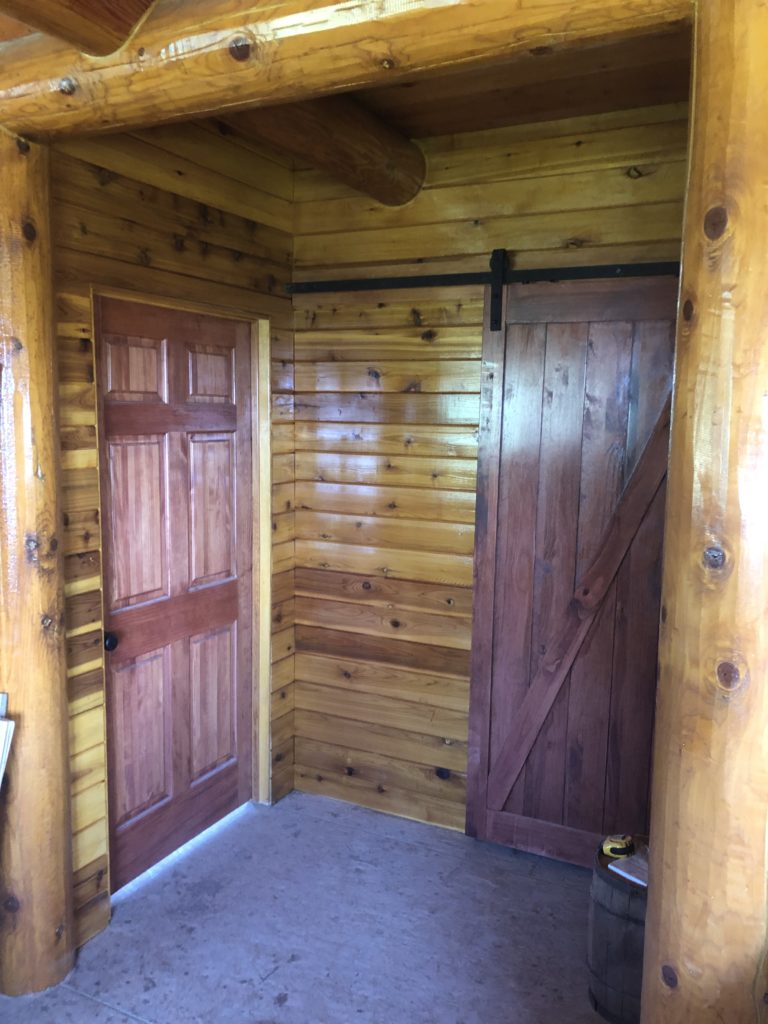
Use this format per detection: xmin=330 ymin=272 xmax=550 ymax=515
xmin=642 ymin=1 xmax=768 ymax=1020
xmin=0 ymin=131 xmax=74 ymax=995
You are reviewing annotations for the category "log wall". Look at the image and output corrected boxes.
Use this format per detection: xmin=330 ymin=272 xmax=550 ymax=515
xmin=290 ymin=103 xmax=688 ymax=826
xmin=52 ymin=122 xmax=295 ymax=944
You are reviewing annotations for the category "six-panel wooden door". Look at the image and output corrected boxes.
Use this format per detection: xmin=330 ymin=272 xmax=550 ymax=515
xmin=467 ymin=277 xmax=677 ymax=866
xmin=96 ymin=297 xmax=253 ymax=889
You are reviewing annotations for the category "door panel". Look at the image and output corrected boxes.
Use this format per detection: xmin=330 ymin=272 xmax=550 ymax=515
xmin=186 ymin=343 xmax=235 ymax=404
xmin=97 ymin=297 xmax=253 ymax=889
xmin=110 ymin=647 xmax=173 ymax=826
xmin=107 ymin=436 xmax=169 ymax=610
xmin=189 ymin=624 xmax=236 ymax=780
xmin=104 ymin=334 xmax=168 ymax=403
xmin=467 ymin=276 xmax=676 ymax=866
xmin=188 ymin=434 xmax=236 ymax=587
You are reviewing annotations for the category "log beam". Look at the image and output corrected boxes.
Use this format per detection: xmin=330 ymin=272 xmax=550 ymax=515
xmin=641 ymin=0 xmax=768 ymax=1020
xmin=0 ymin=0 xmax=692 ymax=137
xmin=0 ymin=0 xmax=157 ymax=56
xmin=223 ymin=97 xmax=426 ymax=207
xmin=0 ymin=132 xmax=74 ymax=995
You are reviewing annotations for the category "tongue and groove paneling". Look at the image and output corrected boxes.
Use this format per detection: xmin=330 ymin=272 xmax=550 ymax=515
xmin=291 ymin=104 xmax=687 ymax=828
xmin=52 ymin=125 xmax=295 ymax=944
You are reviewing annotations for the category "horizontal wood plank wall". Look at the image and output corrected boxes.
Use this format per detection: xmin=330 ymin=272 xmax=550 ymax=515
xmin=291 ymin=104 xmax=687 ymax=828
xmin=52 ymin=124 xmax=295 ymax=946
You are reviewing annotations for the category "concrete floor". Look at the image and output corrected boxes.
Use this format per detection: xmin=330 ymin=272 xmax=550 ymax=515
xmin=0 ymin=793 xmax=601 ymax=1024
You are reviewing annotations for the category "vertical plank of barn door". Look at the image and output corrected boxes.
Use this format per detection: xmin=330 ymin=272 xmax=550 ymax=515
xmin=624 ymin=321 xmax=675 ymax=480
xmin=522 ymin=323 xmax=587 ymax=824
xmin=604 ymin=319 xmax=675 ymax=835
xmin=466 ymin=286 xmax=507 ymax=838
xmin=605 ymin=484 xmax=666 ymax=835
xmin=563 ymin=321 xmax=633 ymax=832
xmin=489 ymin=324 xmax=546 ymax=815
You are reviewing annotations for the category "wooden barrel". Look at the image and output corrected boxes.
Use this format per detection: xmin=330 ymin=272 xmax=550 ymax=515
xmin=587 ymin=852 xmax=648 ymax=1024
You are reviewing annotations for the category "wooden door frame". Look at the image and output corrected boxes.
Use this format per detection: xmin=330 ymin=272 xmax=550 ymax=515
xmin=90 ymin=286 xmax=273 ymax=838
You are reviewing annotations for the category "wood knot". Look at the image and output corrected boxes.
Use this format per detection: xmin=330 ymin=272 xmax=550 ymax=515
xmin=15 ymin=138 xmax=30 ymax=155
xmin=435 ymin=767 xmax=451 ymax=780
xmin=362 ymin=581 xmax=372 ymax=591
xmin=96 ymin=167 xmax=118 ymax=187
xmin=682 ymin=299 xmax=694 ymax=322
xmin=661 ymin=965 xmax=678 ymax=989
xmin=716 ymin=660 xmax=740 ymax=690
xmin=702 ymin=546 xmax=725 ymax=570
xmin=229 ymin=36 xmax=252 ymax=61
xmin=58 ymin=77 xmax=77 ymax=96
xmin=3 ymin=895 xmax=20 ymax=913
xmin=22 ymin=221 xmax=37 ymax=243
xmin=704 ymin=205 xmax=728 ymax=240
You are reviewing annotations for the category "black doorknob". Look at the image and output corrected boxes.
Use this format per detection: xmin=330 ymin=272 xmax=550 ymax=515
xmin=104 ymin=631 xmax=119 ymax=652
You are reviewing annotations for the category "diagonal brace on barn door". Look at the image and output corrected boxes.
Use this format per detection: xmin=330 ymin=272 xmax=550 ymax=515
xmin=486 ymin=394 xmax=672 ymax=813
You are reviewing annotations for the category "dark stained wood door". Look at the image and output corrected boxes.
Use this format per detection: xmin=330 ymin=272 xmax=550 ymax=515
xmin=96 ymin=297 xmax=253 ymax=888
xmin=467 ymin=277 xmax=677 ymax=866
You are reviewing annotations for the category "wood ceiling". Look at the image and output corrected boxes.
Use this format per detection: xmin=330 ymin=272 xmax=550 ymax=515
xmin=0 ymin=9 xmax=691 ymax=207
xmin=355 ymin=25 xmax=692 ymax=138
xmin=0 ymin=13 xmax=28 ymax=40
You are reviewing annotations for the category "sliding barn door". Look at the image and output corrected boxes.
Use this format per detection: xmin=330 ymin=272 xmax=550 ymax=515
xmin=96 ymin=297 xmax=254 ymax=889
xmin=467 ymin=277 xmax=677 ymax=866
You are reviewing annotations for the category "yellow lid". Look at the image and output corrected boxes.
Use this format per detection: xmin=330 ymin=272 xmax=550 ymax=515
xmin=602 ymin=834 xmax=635 ymax=859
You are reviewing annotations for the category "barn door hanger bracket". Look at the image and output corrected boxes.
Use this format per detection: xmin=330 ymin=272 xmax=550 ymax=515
xmin=489 ymin=248 xmax=508 ymax=332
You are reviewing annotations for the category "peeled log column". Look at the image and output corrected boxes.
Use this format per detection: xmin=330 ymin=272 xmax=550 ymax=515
xmin=641 ymin=1 xmax=768 ymax=1020
xmin=0 ymin=134 xmax=74 ymax=995
xmin=225 ymin=97 xmax=426 ymax=207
